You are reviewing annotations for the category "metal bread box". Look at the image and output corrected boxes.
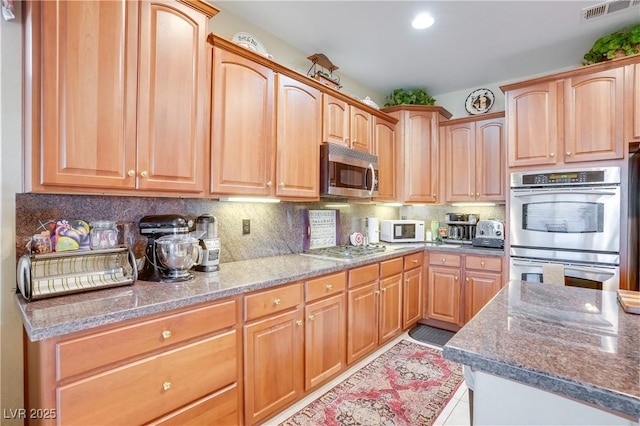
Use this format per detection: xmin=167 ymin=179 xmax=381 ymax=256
xmin=17 ymin=247 xmax=137 ymax=301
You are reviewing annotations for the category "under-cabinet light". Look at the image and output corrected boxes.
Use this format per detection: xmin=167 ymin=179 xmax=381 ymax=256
xmin=323 ymin=203 xmax=350 ymax=208
xmin=450 ymin=202 xmax=498 ymax=207
xmin=219 ymin=197 xmax=280 ymax=203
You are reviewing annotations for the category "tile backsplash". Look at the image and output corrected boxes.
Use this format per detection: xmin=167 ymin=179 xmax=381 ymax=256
xmin=15 ymin=194 xmax=399 ymax=263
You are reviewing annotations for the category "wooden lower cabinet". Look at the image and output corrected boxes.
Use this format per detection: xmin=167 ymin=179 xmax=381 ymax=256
xmin=465 ymin=255 xmax=503 ymax=321
xmin=425 ymin=252 xmax=503 ymax=327
xmin=402 ymin=252 xmax=424 ymax=329
xmin=347 ymin=259 xmax=405 ymax=366
xmin=25 ymin=298 xmax=242 ymax=426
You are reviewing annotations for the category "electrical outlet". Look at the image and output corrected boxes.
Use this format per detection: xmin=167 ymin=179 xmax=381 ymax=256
xmin=242 ymin=219 xmax=250 ymax=235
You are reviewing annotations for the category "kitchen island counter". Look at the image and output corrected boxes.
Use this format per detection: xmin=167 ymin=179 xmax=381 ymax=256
xmin=443 ymin=280 xmax=640 ymax=423
xmin=17 ymin=245 xmax=432 ymax=341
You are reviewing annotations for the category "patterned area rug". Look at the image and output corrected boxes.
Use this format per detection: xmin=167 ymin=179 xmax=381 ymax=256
xmin=280 ymin=339 xmax=463 ymax=426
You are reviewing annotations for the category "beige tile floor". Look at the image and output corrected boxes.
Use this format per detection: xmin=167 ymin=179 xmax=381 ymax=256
xmin=263 ymin=331 xmax=470 ymax=426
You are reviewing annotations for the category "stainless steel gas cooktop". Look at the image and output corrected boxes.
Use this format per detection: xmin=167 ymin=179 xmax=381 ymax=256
xmin=301 ymin=244 xmax=387 ymax=261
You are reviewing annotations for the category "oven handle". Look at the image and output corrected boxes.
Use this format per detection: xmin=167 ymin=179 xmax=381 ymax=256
xmin=511 ymin=190 xmax=618 ymax=197
xmin=511 ymin=260 xmax=616 ymax=274
xmin=367 ymin=163 xmax=377 ymax=196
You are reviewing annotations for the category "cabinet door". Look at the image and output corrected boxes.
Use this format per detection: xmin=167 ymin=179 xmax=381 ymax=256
xmin=402 ymin=267 xmax=423 ymax=329
xmin=347 ymin=282 xmax=378 ymax=365
xmin=351 ymin=107 xmax=373 ymax=152
xmin=564 ymin=68 xmax=625 ymax=162
xmin=445 ymin=122 xmax=475 ymax=202
xmin=322 ymin=94 xmax=349 ymax=147
xmin=304 ymin=293 xmax=346 ymax=391
xmin=38 ymin=0 xmax=138 ymax=189
xmin=634 ymin=64 xmax=640 ymax=143
xmin=244 ymin=309 xmax=303 ymax=425
xmin=137 ymin=0 xmax=210 ymax=193
xmin=275 ymin=74 xmax=322 ymax=198
xmin=404 ymin=111 xmax=439 ymax=203
xmin=373 ymin=117 xmax=396 ymax=201
xmin=506 ymin=81 xmax=560 ymax=167
xmin=379 ymin=274 xmax=402 ymax=344
xmin=476 ymin=118 xmax=505 ymax=201
xmin=211 ymin=47 xmax=275 ymax=195
xmin=427 ymin=267 xmax=461 ymax=325
xmin=466 ymin=271 xmax=502 ymax=321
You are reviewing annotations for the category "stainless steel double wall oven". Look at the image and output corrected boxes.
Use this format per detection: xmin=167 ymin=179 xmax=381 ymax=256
xmin=509 ymin=167 xmax=621 ymax=291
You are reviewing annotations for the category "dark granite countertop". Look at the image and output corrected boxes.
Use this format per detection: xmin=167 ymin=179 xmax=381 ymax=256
xmin=443 ymin=280 xmax=640 ymax=419
xmin=16 ymin=243 xmax=504 ymax=342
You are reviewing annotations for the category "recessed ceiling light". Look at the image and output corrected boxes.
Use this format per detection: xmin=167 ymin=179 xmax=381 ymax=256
xmin=412 ymin=13 xmax=434 ymax=30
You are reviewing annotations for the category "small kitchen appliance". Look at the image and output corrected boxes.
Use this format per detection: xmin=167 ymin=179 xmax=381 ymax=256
xmin=194 ymin=214 xmax=220 ymax=272
xmin=320 ymin=143 xmax=378 ymax=198
xmin=472 ymin=219 xmax=505 ymax=248
xmin=155 ymin=234 xmax=200 ymax=281
xmin=366 ymin=217 xmax=379 ymax=244
xmin=138 ymin=214 xmax=191 ymax=282
xmin=444 ymin=213 xmax=478 ymax=244
xmin=380 ymin=220 xmax=425 ymax=243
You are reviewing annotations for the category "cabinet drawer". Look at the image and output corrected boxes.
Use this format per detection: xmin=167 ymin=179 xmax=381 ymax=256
xmin=380 ymin=258 xmax=403 ymax=278
xmin=305 ymin=271 xmax=346 ymax=302
xmin=147 ymin=383 xmax=239 ymax=426
xmin=466 ymin=256 xmax=502 ymax=272
xmin=57 ymin=299 xmax=237 ymax=380
xmin=429 ymin=252 xmax=461 ymax=268
xmin=348 ymin=263 xmax=379 ymax=288
xmin=404 ymin=252 xmax=424 ymax=270
xmin=245 ymin=282 xmax=302 ymax=321
xmin=58 ymin=330 xmax=237 ymax=426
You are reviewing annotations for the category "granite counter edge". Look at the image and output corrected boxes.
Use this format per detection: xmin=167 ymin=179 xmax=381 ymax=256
xmin=442 ymin=345 xmax=640 ymax=419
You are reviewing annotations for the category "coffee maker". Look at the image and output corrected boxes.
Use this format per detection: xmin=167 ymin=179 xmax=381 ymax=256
xmin=138 ymin=214 xmax=191 ymax=282
xmin=444 ymin=213 xmax=479 ymax=244
xmin=194 ymin=214 xmax=220 ymax=272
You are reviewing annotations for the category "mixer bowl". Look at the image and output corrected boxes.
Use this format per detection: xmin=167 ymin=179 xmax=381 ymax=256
xmin=155 ymin=235 xmax=199 ymax=272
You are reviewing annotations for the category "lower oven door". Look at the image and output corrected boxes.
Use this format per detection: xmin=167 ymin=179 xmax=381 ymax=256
xmin=509 ymin=258 xmax=619 ymax=292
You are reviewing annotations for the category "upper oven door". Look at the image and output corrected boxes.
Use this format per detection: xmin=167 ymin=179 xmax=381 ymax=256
xmin=509 ymin=186 xmax=620 ymax=253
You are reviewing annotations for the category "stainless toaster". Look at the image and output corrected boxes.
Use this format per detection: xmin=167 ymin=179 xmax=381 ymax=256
xmin=472 ymin=220 xmax=504 ymax=248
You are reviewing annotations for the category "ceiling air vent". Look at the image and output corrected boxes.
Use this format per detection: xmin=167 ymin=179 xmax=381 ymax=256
xmin=581 ymin=0 xmax=640 ymax=22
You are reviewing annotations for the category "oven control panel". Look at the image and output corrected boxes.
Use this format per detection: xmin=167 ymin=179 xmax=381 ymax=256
xmin=511 ymin=167 xmax=620 ymax=187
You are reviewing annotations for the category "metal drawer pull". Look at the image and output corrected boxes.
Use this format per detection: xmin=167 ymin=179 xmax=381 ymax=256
xmin=325 ymin=284 xmax=333 ymax=290
xmin=412 ymin=259 xmax=418 ymax=264
xmin=442 ymin=258 xmax=446 ymax=262
xmin=163 ymin=382 xmax=172 ymax=391
xmin=480 ymin=261 xmax=485 ymax=267
xmin=274 ymin=298 xmax=281 ymax=306
xmin=161 ymin=330 xmax=172 ymax=340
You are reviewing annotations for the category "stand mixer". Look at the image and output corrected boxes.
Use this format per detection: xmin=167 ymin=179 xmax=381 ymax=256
xmin=138 ymin=215 xmax=195 ymax=282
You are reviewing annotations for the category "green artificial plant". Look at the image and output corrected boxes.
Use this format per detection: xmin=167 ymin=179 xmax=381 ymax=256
xmin=384 ymin=88 xmax=436 ymax=107
xmin=583 ymin=23 xmax=640 ymax=65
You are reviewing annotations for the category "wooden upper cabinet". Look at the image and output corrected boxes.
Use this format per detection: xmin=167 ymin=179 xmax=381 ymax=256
xmin=476 ymin=117 xmax=505 ymax=201
xmin=384 ymin=107 xmax=451 ymax=204
xmin=137 ymin=0 xmax=211 ymax=193
xmin=373 ymin=117 xmax=396 ymax=201
xmin=211 ymin=47 xmax=275 ymax=195
xmin=505 ymin=80 xmax=560 ymax=168
xmin=275 ymin=74 xmax=322 ymax=199
xmin=322 ymin=94 xmax=373 ymax=152
xmin=564 ymin=67 xmax=625 ymax=163
xmin=625 ymin=63 xmax=640 ymax=145
xmin=504 ymin=61 xmax=630 ymax=168
xmin=26 ymin=0 xmax=216 ymax=194
xmin=35 ymin=0 xmax=138 ymax=190
xmin=634 ymin=64 xmax=640 ymax=143
xmin=350 ymin=107 xmax=373 ymax=152
xmin=444 ymin=122 xmax=475 ymax=202
xmin=322 ymin=94 xmax=350 ymax=147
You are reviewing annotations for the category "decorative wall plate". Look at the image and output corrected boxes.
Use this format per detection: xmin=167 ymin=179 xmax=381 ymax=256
xmin=465 ymin=88 xmax=495 ymax=115
xmin=232 ymin=32 xmax=270 ymax=57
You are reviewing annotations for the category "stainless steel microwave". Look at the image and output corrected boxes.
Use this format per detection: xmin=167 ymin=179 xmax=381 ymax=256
xmin=320 ymin=143 xmax=378 ymax=198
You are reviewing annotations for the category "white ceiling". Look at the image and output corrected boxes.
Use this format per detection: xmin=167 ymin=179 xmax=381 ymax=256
xmin=213 ymin=1 xmax=640 ymax=97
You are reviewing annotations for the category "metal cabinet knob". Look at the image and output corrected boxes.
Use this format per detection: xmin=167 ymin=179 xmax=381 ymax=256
xmin=432 ymin=193 xmax=436 ymax=197
xmin=466 ymin=277 xmax=469 ymax=282
xmin=442 ymin=258 xmax=446 ymax=263
xmin=296 ymin=320 xmax=303 ymax=326
xmin=163 ymin=382 xmax=172 ymax=391
xmin=325 ymin=284 xmax=333 ymax=290
xmin=412 ymin=259 xmax=418 ymax=264
xmin=140 ymin=170 xmax=149 ymax=178
xmin=162 ymin=330 xmax=172 ymax=340
xmin=480 ymin=261 xmax=485 ymax=267
xmin=550 ymin=152 xmax=555 ymax=158
xmin=278 ymin=182 xmax=285 ymax=187
xmin=308 ymin=314 xmax=315 ymax=321
xmin=566 ymin=151 xmax=571 ymax=156
xmin=127 ymin=170 xmax=135 ymax=177
xmin=476 ymin=192 xmax=479 ymax=196
xmin=273 ymin=298 xmax=281 ymax=306
xmin=266 ymin=181 xmax=272 ymax=187
xmin=470 ymin=193 xmax=473 ymax=196
xmin=455 ymin=276 xmax=459 ymax=281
